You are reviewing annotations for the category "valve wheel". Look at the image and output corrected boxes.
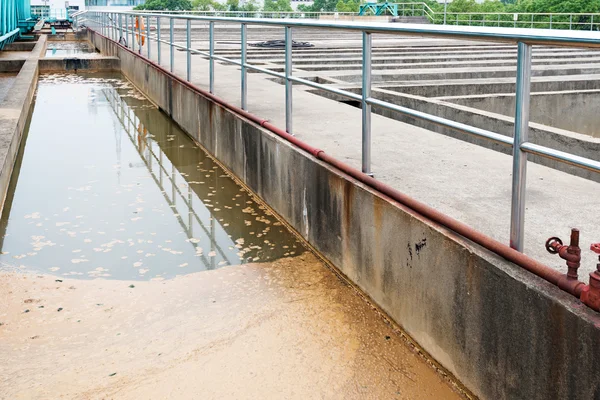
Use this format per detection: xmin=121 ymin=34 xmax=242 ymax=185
xmin=546 ymin=237 xmax=563 ymax=254
xmin=591 ymin=243 xmax=600 ymax=254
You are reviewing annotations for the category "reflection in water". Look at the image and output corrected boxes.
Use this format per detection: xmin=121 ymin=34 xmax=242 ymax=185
xmin=44 ymin=41 xmax=96 ymax=58
xmin=0 ymin=74 xmax=303 ymax=280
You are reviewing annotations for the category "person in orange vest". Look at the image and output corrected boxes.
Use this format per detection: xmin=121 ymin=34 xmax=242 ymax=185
xmin=135 ymin=16 xmax=145 ymax=53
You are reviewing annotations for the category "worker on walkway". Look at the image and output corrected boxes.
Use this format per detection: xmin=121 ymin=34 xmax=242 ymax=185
xmin=135 ymin=16 xmax=145 ymax=53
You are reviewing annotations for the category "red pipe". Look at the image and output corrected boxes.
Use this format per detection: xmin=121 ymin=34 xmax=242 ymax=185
xmin=94 ymin=30 xmax=587 ymax=300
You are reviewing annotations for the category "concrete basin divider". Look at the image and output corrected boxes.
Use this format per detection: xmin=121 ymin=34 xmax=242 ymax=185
xmin=0 ymin=35 xmax=45 ymax=211
xmin=87 ymin=29 xmax=600 ymax=400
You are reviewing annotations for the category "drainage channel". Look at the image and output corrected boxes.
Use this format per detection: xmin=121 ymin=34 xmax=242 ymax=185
xmin=0 ymin=73 xmax=303 ymax=280
xmin=0 ymin=72 xmax=465 ymax=399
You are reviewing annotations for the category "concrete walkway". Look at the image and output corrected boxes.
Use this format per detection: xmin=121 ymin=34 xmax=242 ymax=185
xmin=137 ymin=35 xmax=600 ymax=278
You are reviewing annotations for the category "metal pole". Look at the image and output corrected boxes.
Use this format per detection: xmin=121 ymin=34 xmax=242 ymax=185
xmin=241 ymin=23 xmax=247 ymax=110
xmin=209 ymin=21 xmax=215 ymax=93
xmin=119 ymin=13 xmax=123 ymax=43
xmin=362 ymin=31 xmax=372 ymax=176
xmin=497 ymin=14 xmax=500 ymax=27
xmin=157 ymin=17 xmax=161 ymax=65
xmin=130 ymin=14 xmax=134 ymax=51
xmin=443 ymin=0 xmax=447 ymax=25
xmin=170 ymin=18 xmax=174 ymax=73
xmin=187 ymin=19 xmax=191 ymax=82
xmin=138 ymin=15 xmax=142 ymax=54
xmin=570 ymin=14 xmax=572 ymax=30
xmin=509 ymin=42 xmax=532 ymax=252
xmin=591 ymin=15 xmax=594 ymax=31
xmin=284 ymin=26 xmax=292 ymax=134
xmin=146 ymin=15 xmax=150 ymax=59
xmin=549 ymin=14 xmax=552 ymax=29
xmin=531 ymin=14 xmax=533 ymax=28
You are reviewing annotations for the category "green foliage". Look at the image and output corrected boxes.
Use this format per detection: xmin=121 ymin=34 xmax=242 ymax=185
xmin=335 ymin=0 xmax=359 ymax=12
xmin=298 ymin=0 xmax=338 ymax=12
xmin=263 ymin=0 xmax=293 ymax=11
xmin=134 ymin=0 xmax=192 ymax=10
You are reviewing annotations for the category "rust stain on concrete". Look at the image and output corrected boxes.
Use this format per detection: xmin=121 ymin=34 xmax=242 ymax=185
xmin=0 ymin=253 xmax=463 ymax=399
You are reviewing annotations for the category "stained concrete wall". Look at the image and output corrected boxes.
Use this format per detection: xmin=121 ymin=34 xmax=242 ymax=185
xmin=0 ymin=36 xmax=44 ymax=212
xmin=88 ymin=30 xmax=600 ymax=400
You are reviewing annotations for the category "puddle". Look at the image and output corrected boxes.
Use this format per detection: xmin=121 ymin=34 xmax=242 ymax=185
xmin=45 ymin=41 xmax=97 ymax=57
xmin=0 ymin=73 xmax=304 ymax=280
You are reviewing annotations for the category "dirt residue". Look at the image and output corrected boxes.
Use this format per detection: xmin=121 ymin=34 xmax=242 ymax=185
xmin=0 ymin=254 xmax=462 ymax=400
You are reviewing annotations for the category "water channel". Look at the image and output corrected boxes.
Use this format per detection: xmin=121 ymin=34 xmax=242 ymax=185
xmin=0 ymin=73 xmax=303 ymax=281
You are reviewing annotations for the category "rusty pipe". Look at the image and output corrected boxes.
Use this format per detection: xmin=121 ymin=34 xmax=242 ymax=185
xmin=98 ymin=31 xmax=588 ymax=300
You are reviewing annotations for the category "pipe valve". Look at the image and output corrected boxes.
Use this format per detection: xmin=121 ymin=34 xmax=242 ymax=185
xmin=545 ymin=228 xmax=581 ymax=280
xmin=581 ymin=243 xmax=600 ymax=312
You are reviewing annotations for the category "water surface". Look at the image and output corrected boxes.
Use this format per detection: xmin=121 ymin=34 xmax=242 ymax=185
xmin=0 ymin=73 xmax=303 ymax=280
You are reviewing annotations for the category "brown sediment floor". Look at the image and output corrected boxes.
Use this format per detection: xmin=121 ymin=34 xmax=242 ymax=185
xmin=0 ymin=253 xmax=464 ymax=399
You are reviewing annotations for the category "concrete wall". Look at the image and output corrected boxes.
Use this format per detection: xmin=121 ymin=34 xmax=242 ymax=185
xmin=444 ymin=90 xmax=600 ymax=138
xmin=0 ymin=36 xmax=45 ymax=212
xmin=89 ymin=30 xmax=600 ymax=400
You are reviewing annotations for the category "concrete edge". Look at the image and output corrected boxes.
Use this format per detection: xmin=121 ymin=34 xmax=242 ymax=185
xmin=0 ymin=35 xmax=46 ymax=213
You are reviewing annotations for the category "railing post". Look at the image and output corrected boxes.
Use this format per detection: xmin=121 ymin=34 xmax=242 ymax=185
xmin=209 ymin=21 xmax=214 ymax=93
xmin=510 ymin=42 xmax=532 ymax=252
xmin=549 ymin=14 xmax=552 ymax=29
xmin=157 ymin=16 xmax=161 ymax=65
xmin=138 ymin=14 xmax=142 ymax=54
xmin=285 ymin=26 xmax=293 ymax=134
xmin=531 ymin=14 xmax=533 ymax=28
xmin=170 ymin=17 xmax=174 ymax=73
xmin=497 ymin=14 xmax=500 ymax=27
xmin=569 ymin=14 xmax=572 ymax=30
xmin=591 ymin=15 xmax=594 ymax=31
xmin=119 ymin=13 xmax=123 ymax=43
xmin=362 ymin=31 xmax=372 ymax=176
xmin=146 ymin=15 xmax=151 ymax=59
xmin=443 ymin=0 xmax=447 ymax=25
xmin=187 ymin=19 xmax=192 ymax=82
xmin=241 ymin=23 xmax=247 ymax=110
xmin=130 ymin=14 xmax=135 ymax=51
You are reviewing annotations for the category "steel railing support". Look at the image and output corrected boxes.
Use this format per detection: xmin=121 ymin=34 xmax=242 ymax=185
xmin=170 ymin=17 xmax=174 ymax=73
xmin=157 ymin=16 xmax=161 ymax=65
xmin=362 ymin=31 xmax=372 ymax=176
xmin=241 ymin=23 xmax=247 ymax=110
xmin=187 ymin=19 xmax=191 ymax=81
xmin=285 ymin=26 xmax=293 ymax=134
xmin=209 ymin=21 xmax=215 ymax=93
xmin=510 ymin=42 xmax=532 ymax=252
xmin=146 ymin=15 xmax=151 ymax=58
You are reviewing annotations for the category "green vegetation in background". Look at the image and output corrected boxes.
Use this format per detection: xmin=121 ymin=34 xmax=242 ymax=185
xmin=134 ymin=0 xmax=193 ymax=10
xmin=133 ymin=0 xmax=600 ymax=30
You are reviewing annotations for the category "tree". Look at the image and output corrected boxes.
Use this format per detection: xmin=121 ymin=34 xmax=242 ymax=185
xmin=134 ymin=0 xmax=192 ymax=10
xmin=192 ymin=0 xmax=213 ymax=10
xmin=335 ymin=0 xmax=359 ymax=12
xmin=263 ymin=0 xmax=293 ymax=12
xmin=298 ymin=0 xmax=337 ymax=12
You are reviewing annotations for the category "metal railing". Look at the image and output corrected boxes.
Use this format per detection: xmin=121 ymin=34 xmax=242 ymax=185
xmin=140 ymin=4 xmax=600 ymax=31
xmin=78 ymin=11 xmax=600 ymax=254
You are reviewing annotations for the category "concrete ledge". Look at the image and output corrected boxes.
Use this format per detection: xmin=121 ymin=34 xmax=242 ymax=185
xmin=38 ymin=56 xmax=120 ymax=72
xmin=0 ymin=59 xmax=25 ymax=73
xmin=0 ymin=36 xmax=46 ymax=212
xmin=89 ymin=30 xmax=600 ymax=400
xmin=4 ymin=41 xmax=37 ymax=51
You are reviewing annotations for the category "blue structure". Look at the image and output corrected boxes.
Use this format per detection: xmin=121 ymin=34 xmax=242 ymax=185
xmin=0 ymin=0 xmax=35 ymax=50
xmin=358 ymin=2 xmax=399 ymax=16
